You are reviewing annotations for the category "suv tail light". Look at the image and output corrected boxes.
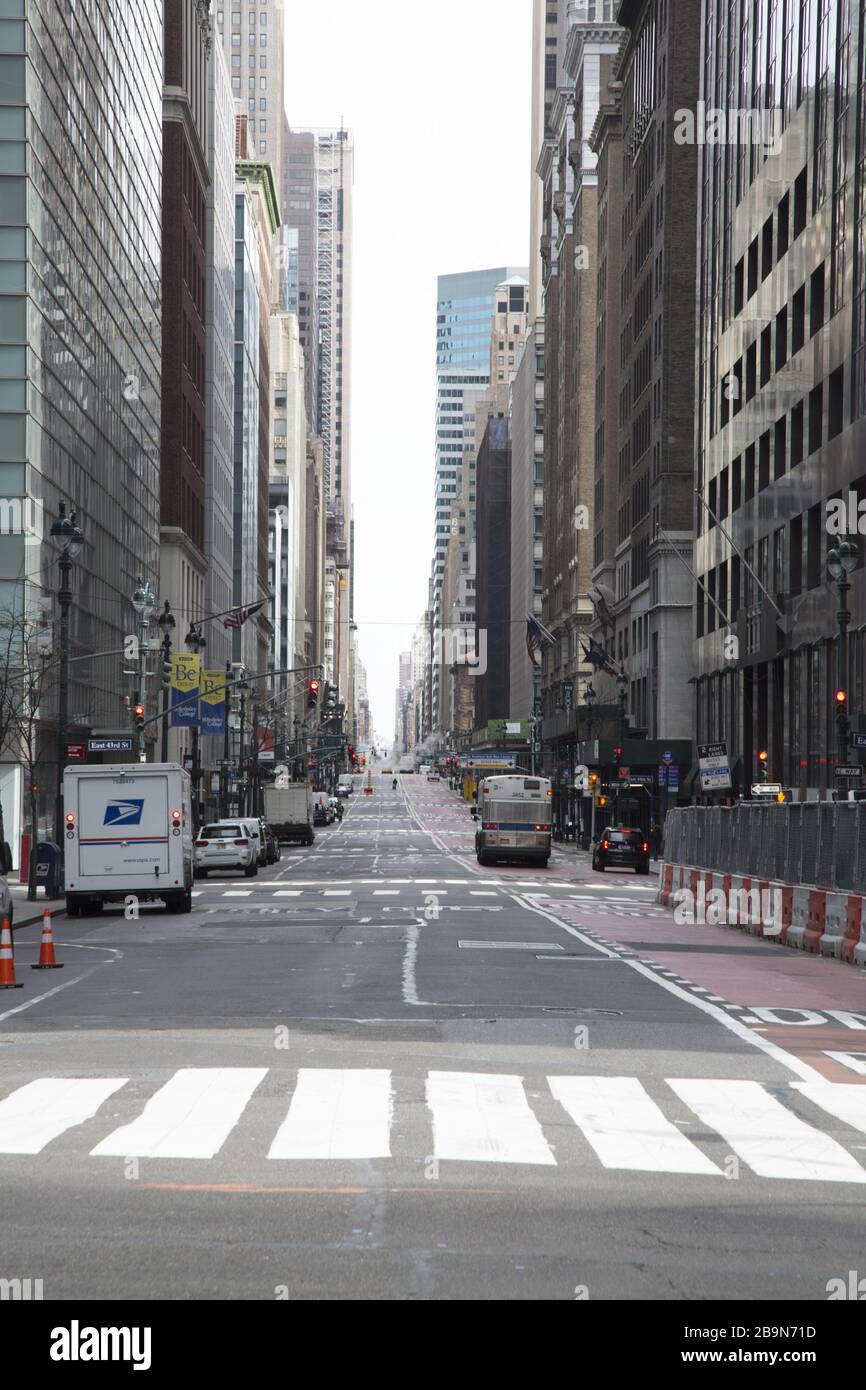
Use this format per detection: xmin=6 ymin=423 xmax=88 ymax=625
xmin=642 ymin=841 xmax=649 ymax=853
xmin=234 ymin=838 xmax=248 ymax=847
xmin=603 ymin=839 xmax=610 ymax=849
xmin=195 ymin=839 xmax=207 ymax=847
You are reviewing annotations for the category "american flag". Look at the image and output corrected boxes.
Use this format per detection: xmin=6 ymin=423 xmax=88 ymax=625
xmin=525 ymin=614 xmax=555 ymax=667
xmin=223 ymin=599 xmax=265 ymax=630
xmin=580 ymin=637 xmax=619 ymax=677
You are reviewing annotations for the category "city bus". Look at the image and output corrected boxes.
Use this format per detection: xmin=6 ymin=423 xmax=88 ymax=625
xmin=474 ymin=773 xmax=552 ymax=868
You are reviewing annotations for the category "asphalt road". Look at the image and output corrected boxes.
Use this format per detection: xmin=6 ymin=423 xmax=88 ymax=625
xmin=1 ymin=769 xmax=865 ymax=1301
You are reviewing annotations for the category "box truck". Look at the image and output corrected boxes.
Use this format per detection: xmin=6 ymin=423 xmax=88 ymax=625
xmin=63 ymin=763 xmax=194 ymax=915
xmin=263 ymin=783 xmax=314 ymax=844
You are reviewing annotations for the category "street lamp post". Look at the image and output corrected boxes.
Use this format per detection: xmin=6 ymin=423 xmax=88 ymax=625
xmin=583 ymin=679 xmax=596 ymax=743
xmin=616 ymin=669 xmax=628 ymax=744
xmin=131 ymin=578 xmax=156 ymax=762
xmin=185 ymin=622 xmax=206 ymax=830
xmin=157 ymin=601 xmax=176 ymax=762
xmin=827 ymin=539 xmax=859 ymax=771
xmin=236 ymin=670 xmax=248 ymax=816
xmin=221 ymin=659 xmax=232 ymax=818
xmin=51 ymin=503 xmax=84 ymax=847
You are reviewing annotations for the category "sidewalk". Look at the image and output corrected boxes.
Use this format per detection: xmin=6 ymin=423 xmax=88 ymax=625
xmin=9 ymin=884 xmax=65 ymax=931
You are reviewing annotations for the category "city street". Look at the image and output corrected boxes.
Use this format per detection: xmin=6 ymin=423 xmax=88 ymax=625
xmin=1 ymin=773 xmax=865 ymax=1301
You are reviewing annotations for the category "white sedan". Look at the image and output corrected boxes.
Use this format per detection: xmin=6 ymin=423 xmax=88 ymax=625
xmin=194 ymin=824 xmax=258 ymax=878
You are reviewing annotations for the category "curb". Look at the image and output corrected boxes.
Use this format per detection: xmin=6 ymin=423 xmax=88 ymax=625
xmin=10 ymin=903 xmax=66 ymax=934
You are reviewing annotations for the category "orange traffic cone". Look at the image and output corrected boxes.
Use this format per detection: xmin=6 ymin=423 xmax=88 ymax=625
xmin=0 ymin=918 xmax=22 ymax=989
xmin=32 ymin=909 xmax=63 ymax=970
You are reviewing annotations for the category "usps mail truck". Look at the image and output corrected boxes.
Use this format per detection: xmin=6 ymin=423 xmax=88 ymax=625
xmin=63 ymin=763 xmax=194 ymax=915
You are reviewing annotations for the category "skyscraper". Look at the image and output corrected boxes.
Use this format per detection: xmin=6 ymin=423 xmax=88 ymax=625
xmin=694 ymin=0 xmax=866 ymax=800
xmin=430 ymin=267 xmax=527 ymax=732
xmin=3 ymin=0 xmax=162 ymax=834
xmin=213 ymin=1 xmax=285 ymax=177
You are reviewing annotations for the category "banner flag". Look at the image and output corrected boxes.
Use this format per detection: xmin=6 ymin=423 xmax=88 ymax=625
xmin=170 ymin=652 xmax=201 ymax=728
xmin=199 ymin=667 xmax=226 ymax=737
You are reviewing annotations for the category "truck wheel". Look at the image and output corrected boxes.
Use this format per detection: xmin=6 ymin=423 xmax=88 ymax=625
xmin=306 ymin=832 xmax=314 ymax=845
xmin=244 ymin=862 xmax=256 ymax=878
xmin=66 ymin=898 xmax=80 ymax=918
xmin=194 ymin=868 xmax=207 ymax=880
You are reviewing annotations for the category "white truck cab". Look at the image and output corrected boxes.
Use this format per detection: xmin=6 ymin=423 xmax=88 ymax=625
xmin=63 ymin=763 xmax=194 ymax=915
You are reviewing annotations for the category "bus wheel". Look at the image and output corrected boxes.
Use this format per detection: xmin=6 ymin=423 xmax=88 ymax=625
xmin=476 ymin=851 xmax=489 ymax=866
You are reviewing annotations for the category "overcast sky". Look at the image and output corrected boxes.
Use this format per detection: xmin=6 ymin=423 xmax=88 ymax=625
xmin=284 ymin=0 xmax=532 ymax=746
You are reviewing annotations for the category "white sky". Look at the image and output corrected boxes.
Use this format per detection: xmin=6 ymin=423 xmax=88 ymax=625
xmin=284 ymin=0 xmax=532 ymax=746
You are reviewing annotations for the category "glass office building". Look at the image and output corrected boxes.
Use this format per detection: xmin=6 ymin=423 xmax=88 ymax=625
xmin=0 ymin=0 xmax=162 ymax=832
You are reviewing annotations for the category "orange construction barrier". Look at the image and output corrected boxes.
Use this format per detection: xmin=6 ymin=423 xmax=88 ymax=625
xmin=32 ymin=909 xmax=63 ymax=970
xmin=0 ymin=918 xmax=22 ymax=989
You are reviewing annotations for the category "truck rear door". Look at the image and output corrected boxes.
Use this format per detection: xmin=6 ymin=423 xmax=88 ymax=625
xmin=78 ymin=774 xmax=170 ymax=878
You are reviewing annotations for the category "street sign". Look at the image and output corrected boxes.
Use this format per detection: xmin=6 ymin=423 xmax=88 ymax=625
xmin=853 ymin=734 xmax=866 ymax=749
xmin=657 ymin=764 xmax=667 ymax=787
xmin=88 ymin=737 xmax=133 ymax=753
xmin=66 ymin=744 xmax=86 ymax=760
xmin=834 ymin=766 xmax=862 ymax=779
xmin=752 ymin=782 xmax=781 ymax=796
xmin=667 ymin=766 xmax=679 ymax=791
xmin=662 ymin=750 xmax=673 ymax=764
xmin=697 ymin=740 xmax=732 ymax=791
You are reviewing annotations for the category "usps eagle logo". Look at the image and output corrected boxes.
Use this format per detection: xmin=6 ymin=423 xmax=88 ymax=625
xmin=103 ymin=799 xmax=145 ymax=827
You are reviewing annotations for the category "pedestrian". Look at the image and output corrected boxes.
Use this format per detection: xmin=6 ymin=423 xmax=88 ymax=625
xmin=335 ymin=801 xmax=344 ymax=823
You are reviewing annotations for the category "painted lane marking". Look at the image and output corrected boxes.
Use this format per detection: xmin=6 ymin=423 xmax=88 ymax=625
xmin=667 ymin=1078 xmax=866 ymax=1183
xmin=458 ymin=940 xmax=564 ymax=951
xmin=426 ymin=1071 xmax=556 ymax=1166
xmin=794 ymin=1082 xmax=866 ymax=1135
xmin=91 ymin=1068 xmax=267 ymax=1160
xmin=0 ymin=1078 xmax=128 ymax=1154
xmin=268 ymin=1069 xmax=393 ymax=1160
xmin=548 ymin=1076 xmax=721 ymax=1175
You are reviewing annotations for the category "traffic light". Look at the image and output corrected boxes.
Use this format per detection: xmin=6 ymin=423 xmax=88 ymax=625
xmin=758 ymin=749 xmax=769 ymax=781
xmin=598 ymin=794 xmax=607 ymax=809
xmin=776 ymin=790 xmax=786 ymax=803
xmin=589 ymin=772 xmax=599 ymax=790
xmin=133 ymin=703 xmax=145 ymax=732
xmin=613 ymin=746 xmax=623 ymax=765
xmin=306 ymin=678 xmax=320 ymax=713
xmin=161 ymin=656 xmax=172 ymax=689
xmin=322 ymin=680 xmax=338 ymax=717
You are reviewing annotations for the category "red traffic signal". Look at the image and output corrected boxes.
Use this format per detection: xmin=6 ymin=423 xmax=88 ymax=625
xmin=757 ymin=749 xmax=768 ymax=762
xmin=834 ymin=689 xmax=847 ymax=705
xmin=613 ymin=746 xmax=623 ymax=760
xmin=133 ymin=704 xmax=145 ymax=720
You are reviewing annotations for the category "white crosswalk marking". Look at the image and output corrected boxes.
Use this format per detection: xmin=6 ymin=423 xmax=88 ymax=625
xmin=0 ymin=1078 xmax=128 ymax=1154
xmin=667 ymin=1078 xmax=866 ymax=1183
xmin=793 ymin=1082 xmax=866 ymax=1136
xmin=548 ymin=1076 xmax=720 ymax=1175
xmin=426 ymin=1071 xmax=556 ymax=1165
xmin=91 ymin=1068 xmax=267 ymax=1159
xmin=268 ymin=1069 xmax=392 ymax=1159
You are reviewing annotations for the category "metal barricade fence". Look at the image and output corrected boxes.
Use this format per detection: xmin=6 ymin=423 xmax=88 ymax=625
xmin=664 ymin=802 xmax=866 ymax=891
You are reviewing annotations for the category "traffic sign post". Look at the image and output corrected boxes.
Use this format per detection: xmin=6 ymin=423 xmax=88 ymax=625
xmin=751 ymin=782 xmax=782 ymax=797
xmin=834 ymin=766 xmax=862 ymax=780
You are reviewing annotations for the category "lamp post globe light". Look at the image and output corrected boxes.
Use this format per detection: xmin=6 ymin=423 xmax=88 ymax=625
xmin=51 ymin=503 xmax=84 ymax=847
xmin=827 ymin=538 xmax=858 ymax=771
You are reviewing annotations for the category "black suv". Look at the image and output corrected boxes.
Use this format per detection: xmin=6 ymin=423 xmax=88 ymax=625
xmin=592 ymin=826 xmax=650 ymax=874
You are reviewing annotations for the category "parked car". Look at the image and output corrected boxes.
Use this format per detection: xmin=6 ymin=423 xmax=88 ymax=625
xmin=591 ymin=826 xmax=650 ymax=874
xmin=336 ymin=780 xmax=354 ymax=797
xmin=194 ymin=823 xmax=257 ymax=878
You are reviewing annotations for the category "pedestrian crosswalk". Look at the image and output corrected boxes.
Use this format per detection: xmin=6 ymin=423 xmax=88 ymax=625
xmin=0 ymin=1068 xmax=864 ymax=1182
